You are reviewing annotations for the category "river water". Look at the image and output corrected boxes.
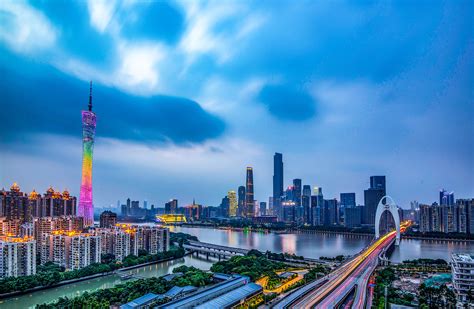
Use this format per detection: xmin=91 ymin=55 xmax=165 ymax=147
xmin=2 ymin=226 xmax=472 ymax=308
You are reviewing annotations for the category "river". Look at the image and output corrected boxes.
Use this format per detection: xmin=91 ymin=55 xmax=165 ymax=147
xmin=2 ymin=226 xmax=472 ymax=308
xmin=169 ymin=226 xmax=474 ymax=262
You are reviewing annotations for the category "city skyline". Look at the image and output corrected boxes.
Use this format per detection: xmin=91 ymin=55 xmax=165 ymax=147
xmin=1 ymin=1 xmax=472 ymax=209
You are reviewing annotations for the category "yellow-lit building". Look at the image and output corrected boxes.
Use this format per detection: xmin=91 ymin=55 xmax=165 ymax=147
xmin=0 ymin=236 xmax=36 ymax=278
xmin=228 ymin=191 xmax=238 ymax=217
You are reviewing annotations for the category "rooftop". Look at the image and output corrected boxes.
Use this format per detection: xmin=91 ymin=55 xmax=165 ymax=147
xmin=452 ymin=253 xmax=474 ymax=263
xmin=120 ymin=293 xmax=163 ymax=309
xmin=194 ymin=283 xmax=262 ymax=309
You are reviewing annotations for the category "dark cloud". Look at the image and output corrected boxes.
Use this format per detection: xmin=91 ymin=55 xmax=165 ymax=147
xmin=0 ymin=52 xmax=225 ymax=145
xmin=258 ymin=84 xmax=316 ymax=121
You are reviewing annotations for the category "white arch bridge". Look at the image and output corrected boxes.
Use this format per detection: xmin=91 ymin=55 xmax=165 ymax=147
xmin=375 ymin=195 xmax=401 ymax=245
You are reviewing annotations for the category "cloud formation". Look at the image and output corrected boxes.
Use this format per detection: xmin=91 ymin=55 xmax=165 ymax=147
xmin=0 ymin=0 xmax=472 ymax=208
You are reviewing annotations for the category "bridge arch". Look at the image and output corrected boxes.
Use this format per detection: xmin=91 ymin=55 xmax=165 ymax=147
xmin=375 ymin=196 xmax=400 ymax=245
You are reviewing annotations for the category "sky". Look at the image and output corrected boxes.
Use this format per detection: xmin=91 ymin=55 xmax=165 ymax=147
xmin=0 ymin=0 xmax=472 ymax=209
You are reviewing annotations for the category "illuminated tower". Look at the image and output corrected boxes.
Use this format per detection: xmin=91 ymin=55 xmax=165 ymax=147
xmin=245 ymin=167 xmax=255 ymax=217
xmin=78 ymin=82 xmax=97 ymax=227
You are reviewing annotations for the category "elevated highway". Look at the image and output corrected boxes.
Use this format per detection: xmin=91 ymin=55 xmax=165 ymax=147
xmin=273 ymin=221 xmax=410 ymax=308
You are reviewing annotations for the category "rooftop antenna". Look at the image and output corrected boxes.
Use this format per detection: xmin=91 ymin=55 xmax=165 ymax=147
xmin=88 ymin=81 xmax=93 ymax=111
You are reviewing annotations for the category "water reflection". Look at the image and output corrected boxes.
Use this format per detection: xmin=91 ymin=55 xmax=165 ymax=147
xmin=169 ymin=226 xmax=474 ymax=262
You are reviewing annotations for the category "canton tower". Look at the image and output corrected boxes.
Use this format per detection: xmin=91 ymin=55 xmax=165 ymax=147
xmin=78 ymin=82 xmax=97 ymax=226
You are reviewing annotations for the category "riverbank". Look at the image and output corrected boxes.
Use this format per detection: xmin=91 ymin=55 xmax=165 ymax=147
xmin=0 ymin=254 xmax=186 ymax=300
xmin=0 ymin=255 xmax=213 ymax=309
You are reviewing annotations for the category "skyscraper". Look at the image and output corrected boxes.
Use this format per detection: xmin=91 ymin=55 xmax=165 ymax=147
xmin=363 ymin=176 xmax=386 ymax=226
xmin=303 ymin=185 xmax=311 ymax=224
xmin=311 ymin=187 xmax=324 ymax=226
xmin=237 ymin=186 xmax=245 ymax=217
xmin=370 ymin=176 xmax=386 ymax=194
xmin=245 ymin=167 xmax=255 ymax=217
xmin=78 ymin=82 xmax=97 ymax=227
xmin=340 ymin=192 xmax=356 ymax=225
xmin=439 ymin=189 xmax=454 ymax=206
xmin=273 ymin=153 xmax=284 ymax=220
xmin=293 ymin=179 xmax=303 ymax=223
xmin=165 ymin=199 xmax=178 ymax=214
xmin=228 ymin=191 xmax=237 ymax=217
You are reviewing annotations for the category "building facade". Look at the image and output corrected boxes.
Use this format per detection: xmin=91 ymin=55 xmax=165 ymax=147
xmin=451 ymin=253 xmax=474 ymax=304
xmin=0 ymin=236 xmax=36 ymax=278
xmin=245 ymin=167 xmax=255 ymax=217
xmin=99 ymin=211 xmax=117 ymax=228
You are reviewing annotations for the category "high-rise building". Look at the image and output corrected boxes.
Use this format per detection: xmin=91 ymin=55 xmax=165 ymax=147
xmin=282 ymin=201 xmax=296 ymax=223
xmin=121 ymin=204 xmax=127 ymax=216
xmin=345 ymin=206 xmax=362 ymax=228
xmin=99 ymin=211 xmax=117 ymax=228
xmin=165 ymin=199 xmax=178 ymax=214
xmin=33 ymin=216 xmax=84 ymax=245
xmin=220 ymin=196 xmax=230 ymax=217
xmin=0 ymin=236 xmax=36 ymax=278
xmin=293 ymin=179 xmax=302 ymax=206
xmin=273 ymin=153 xmax=284 ymax=221
xmin=78 ymin=82 xmax=97 ymax=227
xmin=363 ymin=176 xmax=386 ymax=226
xmin=40 ymin=231 xmax=101 ymax=270
xmin=237 ymin=186 xmax=246 ymax=217
xmin=95 ymin=225 xmax=169 ymax=260
xmin=184 ymin=200 xmax=202 ymax=221
xmin=324 ymin=199 xmax=338 ymax=226
xmin=441 ymin=205 xmax=458 ymax=233
xmin=302 ymin=185 xmax=311 ymax=224
xmin=340 ymin=193 xmax=356 ymax=225
xmin=419 ymin=204 xmax=432 ymax=232
xmin=457 ymin=199 xmax=474 ymax=234
xmin=340 ymin=193 xmax=356 ymax=209
xmin=131 ymin=200 xmax=140 ymax=216
xmin=311 ymin=187 xmax=324 ymax=226
xmin=126 ymin=198 xmax=131 ymax=215
xmin=440 ymin=189 xmax=455 ymax=206
xmin=370 ymin=176 xmax=386 ymax=194
xmin=451 ymin=253 xmax=474 ymax=304
xmin=259 ymin=202 xmax=267 ymax=216
xmin=293 ymin=179 xmax=303 ymax=224
xmin=228 ymin=191 xmax=237 ymax=217
xmin=245 ymin=167 xmax=255 ymax=217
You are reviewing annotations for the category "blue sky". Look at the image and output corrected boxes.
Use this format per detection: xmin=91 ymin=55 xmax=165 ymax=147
xmin=0 ymin=0 xmax=472 ymax=209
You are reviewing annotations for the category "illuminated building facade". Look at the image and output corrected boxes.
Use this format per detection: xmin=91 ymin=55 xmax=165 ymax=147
xmin=33 ymin=216 xmax=84 ymax=245
xmin=245 ymin=167 xmax=255 ymax=217
xmin=40 ymin=231 xmax=101 ymax=270
xmin=0 ymin=236 xmax=36 ymax=278
xmin=78 ymin=82 xmax=97 ymax=227
xmin=156 ymin=214 xmax=187 ymax=224
xmin=228 ymin=191 xmax=237 ymax=217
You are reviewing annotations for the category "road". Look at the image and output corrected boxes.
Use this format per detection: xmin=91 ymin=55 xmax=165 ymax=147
xmin=274 ymin=222 xmax=410 ymax=308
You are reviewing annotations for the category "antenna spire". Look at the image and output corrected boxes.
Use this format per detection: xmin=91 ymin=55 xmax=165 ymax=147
xmin=88 ymin=81 xmax=93 ymax=111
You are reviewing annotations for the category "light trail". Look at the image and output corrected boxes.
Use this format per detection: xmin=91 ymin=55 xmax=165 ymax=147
xmin=285 ymin=221 xmax=410 ymax=308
